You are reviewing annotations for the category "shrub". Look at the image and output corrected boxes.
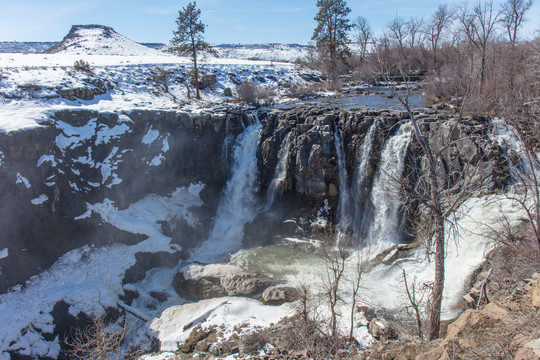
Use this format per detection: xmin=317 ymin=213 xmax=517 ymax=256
xmin=257 ymin=86 xmax=276 ymax=103
xmin=73 ymin=59 xmax=91 ymax=73
xmin=237 ymin=80 xmax=259 ymax=104
xmin=64 ymin=314 xmax=145 ymax=360
xmin=286 ymin=83 xmax=323 ymax=99
xmin=151 ymin=67 xmax=170 ymax=93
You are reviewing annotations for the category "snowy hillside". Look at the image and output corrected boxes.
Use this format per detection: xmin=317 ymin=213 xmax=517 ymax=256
xmin=0 ymin=53 xmax=322 ymax=133
xmin=45 ymin=25 xmax=165 ymax=56
xmin=212 ymin=43 xmax=309 ymax=62
xmin=0 ymin=24 xmax=323 ymax=134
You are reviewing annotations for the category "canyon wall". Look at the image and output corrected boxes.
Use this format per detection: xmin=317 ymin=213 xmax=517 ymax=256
xmin=0 ymin=106 xmax=509 ymax=293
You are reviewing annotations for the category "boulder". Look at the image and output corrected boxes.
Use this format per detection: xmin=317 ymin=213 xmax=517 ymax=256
xmin=173 ymin=264 xmax=277 ymax=301
xmin=261 ymin=286 xmax=301 ymax=305
xmin=368 ymin=318 xmax=398 ymax=340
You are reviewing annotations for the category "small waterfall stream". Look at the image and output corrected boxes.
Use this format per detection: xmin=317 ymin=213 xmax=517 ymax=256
xmin=334 ymin=126 xmax=353 ymax=241
xmin=222 ymin=114 xmax=234 ymax=163
xmin=193 ymin=115 xmax=262 ymax=262
xmin=352 ymin=123 xmax=377 ymax=242
xmin=264 ymin=131 xmax=292 ymax=210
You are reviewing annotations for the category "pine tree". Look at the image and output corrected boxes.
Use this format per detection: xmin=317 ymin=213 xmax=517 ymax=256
xmin=312 ymin=0 xmax=352 ymax=78
xmin=171 ymin=2 xmax=214 ymax=100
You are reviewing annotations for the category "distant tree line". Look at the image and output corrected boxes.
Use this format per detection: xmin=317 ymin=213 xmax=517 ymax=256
xmin=309 ymin=0 xmax=538 ymax=123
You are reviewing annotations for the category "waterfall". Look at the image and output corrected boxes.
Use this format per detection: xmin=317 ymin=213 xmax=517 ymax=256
xmin=222 ymin=114 xmax=234 ymax=163
xmin=264 ymin=131 xmax=292 ymax=210
xmin=365 ymin=122 xmax=412 ymax=246
xmin=193 ymin=116 xmax=262 ymax=262
xmin=352 ymin=122 xmax=377 ymax=241
xmin=334 ymin=126 xmax=353 ymax=241
xmin=490 ymin=118 xmax=540 ymax=178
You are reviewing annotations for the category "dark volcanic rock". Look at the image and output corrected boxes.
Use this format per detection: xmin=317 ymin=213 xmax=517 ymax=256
xmin=0 ymin=109 xmax=254 ymax=293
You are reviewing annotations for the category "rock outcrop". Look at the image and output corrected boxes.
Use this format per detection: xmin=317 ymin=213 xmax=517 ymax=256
xmin=173 ymin=264 xmax=277 ymax=301
xmin=261 ymin=286 xmax=301 ymax=305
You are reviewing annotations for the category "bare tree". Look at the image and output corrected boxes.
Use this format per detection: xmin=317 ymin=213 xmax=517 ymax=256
xmin=390 ymin=80 xmax=495 ymax=339
xmin=354 ymin=16 xmax=372 ymax=59
xmin=387 ymin=16 xmax=408 ymax=53
xmin=349 ymin=251 xmax=367 ymax=340
xmin=457 ymin=0 xmax=501 ymax=83
xmin=502 ymin=0 xmax=533 ymax=45
xmin=424 ymin=5 xmax=454 ymax=64
xmin=399 ymin=269 xmax=430 ymax=339
xmin=407 ymin=17 xmax=425 ymax=49
xmin=318 ymin=243 xmax=348 ymax=338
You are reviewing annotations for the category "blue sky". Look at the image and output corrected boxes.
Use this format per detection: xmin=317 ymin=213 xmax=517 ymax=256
xmin=0 ymin=0 xmax=538 ymax=44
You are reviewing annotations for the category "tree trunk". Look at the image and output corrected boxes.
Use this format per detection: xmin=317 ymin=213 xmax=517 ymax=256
xmin=480 ymin=50 xmax=486 ymax=84
xmin=429 ymin=211 xmax=445 ymax=340
xmin=399 ymin=95 xmax=446 ymax=340
xmin=193 ymin=48 xmax=200 ymax=100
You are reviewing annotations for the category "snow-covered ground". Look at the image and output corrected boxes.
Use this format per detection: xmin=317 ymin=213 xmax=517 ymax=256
xmin=0 ymin=52 xmax=319 ymax=134
xmin=212 ymin=43 xmax=309 ymax=63
xmin=0 ymin=184 xmax=203 ymax=359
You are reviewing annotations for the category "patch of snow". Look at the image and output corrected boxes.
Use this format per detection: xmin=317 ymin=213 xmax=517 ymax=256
xmin=149 ymin=155 xmax=164 ymax=167
xmin=55 ymin=118 xmax=97 ymax=151
xmin=99 ymin=146 xmax=120 ymax=185
xmin=0 ymin=183 xmax=204 ymax=359
xmin=37 ymin=155 xmax=56 ymax=167
xmin=87 ymin=183 xmax=204 ymax=237
xmin=0 ymin=248 xmax=8 ymax=260
xmin=31 ymin=194 xmax=48 ymax=205
xmin=140 ymin=352 xmax=176 ymax=360
xmin=142 ymin=126 xmax=160 ymax=145
xmin=161 ymin=137 xmax=169 ymax=152
xmin=118 ymin=114 xmax=132 ymax=123
xmin=95 ymin=123 xmax=131 ymax=145
xmin=16 ymin=173 xmax=31 ymax=188
xmin=149 ymin=297 xmax=295 ymax=352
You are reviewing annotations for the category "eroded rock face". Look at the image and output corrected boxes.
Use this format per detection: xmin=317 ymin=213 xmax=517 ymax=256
xmin=0 ymin=109 xmax=254 ymax=293
xmin=0 ymin=105 xmax=511 ymax=294
xmin=253 ymin=106 xmax=509 ymax=245
xmin=173 ymin=264 xmax=277 ymax=301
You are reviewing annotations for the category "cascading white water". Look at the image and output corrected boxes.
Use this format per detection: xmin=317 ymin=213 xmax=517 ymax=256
xmin=264 ymin=131 xmax=292 ymax=210
xmin=193 ymin=116 xmax=262 ymax=262
xmin=365 ymin=122 xmax=412 ymax=246
xmin=334 ymin=127 xmax=353 ymax=240
xmin=351 ymin=123 xmax=377 ymax=241
xmin=490 ymin=118 xmax=540 ymax=177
